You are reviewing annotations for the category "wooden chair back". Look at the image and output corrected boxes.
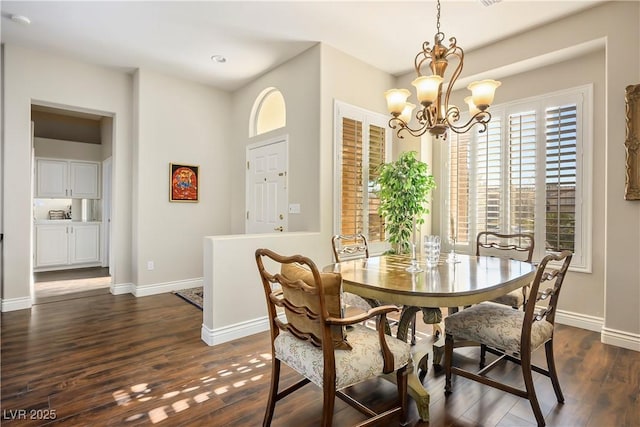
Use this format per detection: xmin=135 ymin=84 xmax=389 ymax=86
xmin=521 ymin=250 xmax=573 ymax=350
xmin=331 ymin=233 xmax=369 ymax=262
xmin=476 ymin=231 xmax=534 ymax=263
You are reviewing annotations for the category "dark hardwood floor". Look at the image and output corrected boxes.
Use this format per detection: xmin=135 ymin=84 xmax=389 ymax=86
xmin=1 ymin=292 xmax=638 ymax=426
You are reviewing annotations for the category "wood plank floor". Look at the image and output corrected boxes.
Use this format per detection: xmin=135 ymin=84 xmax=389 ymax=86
xmin=1 ymin=292 xmax=638 ymax=426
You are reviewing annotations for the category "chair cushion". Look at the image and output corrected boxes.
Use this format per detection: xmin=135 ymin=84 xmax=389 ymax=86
xmin=490 ymin=289 xmax=525 ymax=308
xmin=281 ymin=263 xmax=351 ymax=350
xmin=342 ymin=292 xmax=373 ymax=312
xmin=274 ymin=324 xmax=411 ymax=390
xmin=444 ymin=302 xmax=554 ymax=354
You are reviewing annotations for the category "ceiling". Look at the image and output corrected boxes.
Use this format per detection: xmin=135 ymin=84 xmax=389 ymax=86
xmin=1 ymin=1 xmax=607 ymax=92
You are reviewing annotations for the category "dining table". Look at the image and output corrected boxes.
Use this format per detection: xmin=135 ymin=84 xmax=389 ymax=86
xmin=324 ymin=252 xmax=536 ymax=422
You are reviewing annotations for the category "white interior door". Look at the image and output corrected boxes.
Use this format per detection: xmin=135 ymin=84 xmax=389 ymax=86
xmin=246 ymin=137 xmax=288 ymax=234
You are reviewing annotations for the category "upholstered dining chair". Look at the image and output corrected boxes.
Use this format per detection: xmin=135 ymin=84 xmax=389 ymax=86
xmin=255 ymin=248 xmax=411 ymax=427
xmin=476 ymin=231 xmax=535 ymax=309
xmin=444 ymin=250 xmax=572 ymax=427
xmin=331 ymin=234 xmax=425 ymax=346
xmin=330 ymin=234 xmax=376 ymax=313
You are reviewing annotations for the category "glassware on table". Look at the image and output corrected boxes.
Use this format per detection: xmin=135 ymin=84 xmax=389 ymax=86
xmin=405 ymin=218 xmax=423 ymax=273
xmin=424 ymin=235 xmax=441 ymax=267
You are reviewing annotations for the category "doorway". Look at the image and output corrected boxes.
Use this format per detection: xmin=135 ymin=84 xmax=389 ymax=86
xmin=30 ymin=104 xmax=114 ymax=303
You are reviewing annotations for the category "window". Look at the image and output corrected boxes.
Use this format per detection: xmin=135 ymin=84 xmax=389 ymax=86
xmin=443 ymin=85 xmax=592 ymax=271
xmin=334 ymin=101 xmax=391 ymax=254
xmin=250 ymin=87 xmax=286 ymax=137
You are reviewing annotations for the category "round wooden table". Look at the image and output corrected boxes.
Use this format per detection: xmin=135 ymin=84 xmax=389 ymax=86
xmin=325 ymin=253 xmax=536 ymax=421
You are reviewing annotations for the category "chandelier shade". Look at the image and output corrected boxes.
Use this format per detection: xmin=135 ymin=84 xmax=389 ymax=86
xmin=385 ymin=0 xmax=501 ymax=140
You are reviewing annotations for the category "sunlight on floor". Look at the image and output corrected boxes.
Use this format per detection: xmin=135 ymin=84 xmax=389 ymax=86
xmin=112 ymin=351 xmax=272 ymax=424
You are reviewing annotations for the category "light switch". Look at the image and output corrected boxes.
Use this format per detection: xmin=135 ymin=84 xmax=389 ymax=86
xmin=288 ymin=203 xmax=301 ymax=214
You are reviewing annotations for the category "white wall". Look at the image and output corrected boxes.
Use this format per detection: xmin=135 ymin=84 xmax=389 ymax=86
xmin=131 ymin=69 xmax=232 ymax=289
xmin=1 ymin=44 xmax=133 ymax=308
xmin=202 ymin=232 xmax=325 ymax=345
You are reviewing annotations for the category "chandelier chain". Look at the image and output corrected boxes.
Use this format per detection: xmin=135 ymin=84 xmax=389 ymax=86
xmin=436 ymin=0 xmax=441 ymax=33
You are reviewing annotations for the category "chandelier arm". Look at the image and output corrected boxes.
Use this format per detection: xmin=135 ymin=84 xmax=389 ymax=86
xmin=414 ymin=42 xmax=434 ymax=76
xmin=447 ymin=111 xmax=492 ymax=134
xmin=389 ymin=115 xmax=435 ymax=139
xmin=440 ymin=47 xmax=465 ymax=122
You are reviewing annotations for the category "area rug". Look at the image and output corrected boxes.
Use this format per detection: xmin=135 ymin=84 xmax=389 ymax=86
xmin=173 ymin=287 xmax=203 ymax=310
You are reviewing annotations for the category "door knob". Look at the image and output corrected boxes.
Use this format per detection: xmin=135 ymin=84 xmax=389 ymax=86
xmin=274 ymin=226 xmax=284 ymax=232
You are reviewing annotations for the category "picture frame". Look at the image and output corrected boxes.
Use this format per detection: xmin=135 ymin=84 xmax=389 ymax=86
xmin=625 ymin=84 xmax=640 ymax=201
xmin=170 ymin=163 xmax=199 ymax=202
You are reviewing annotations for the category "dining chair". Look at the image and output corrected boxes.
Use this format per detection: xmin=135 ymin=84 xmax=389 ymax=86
xmin=330 ymin=234 xmax=376 ymax=313
xmin=476 ymin=231 xmax=535 ymax=309
xmin=476 ymin=231 xmax=535 ymax=366
xmin=331 ymin=234 xmax=424 ymax=346
xmin=443 ymin=250 xmax=572 ymax=427
xmin=255 ymin=248 xmax=411 ymax=427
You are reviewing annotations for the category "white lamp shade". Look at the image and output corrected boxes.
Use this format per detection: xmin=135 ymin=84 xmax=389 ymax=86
xmin=464 ymin=96 xmax=480 ymax=116
xmin=384 ymin=88 xmax=411 ymax=115
xmin=412 ymin=75 xmax=443 ymax=105
xmin=399 ymin=102 xmax=416 ymax=123
xmin=467 ymin=79 xmax=501 ymax=108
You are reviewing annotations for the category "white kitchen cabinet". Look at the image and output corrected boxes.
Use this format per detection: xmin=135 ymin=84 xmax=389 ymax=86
xmin=35 ymin=158 xmax=100 ymax=199
xmin=35 ymin=224 xmax=69 ymax=267
xmin=35 ymin=223 xmax=101 ymax=269
xmin=70 ymin=223 xmax=101 ymax=264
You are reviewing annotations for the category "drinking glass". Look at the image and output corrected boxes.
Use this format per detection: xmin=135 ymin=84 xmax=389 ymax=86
xmin=424 ymin=235 xmax=441 ymax=267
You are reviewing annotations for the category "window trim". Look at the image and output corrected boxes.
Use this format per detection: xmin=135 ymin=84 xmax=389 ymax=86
xmin=440 ymin=84 xmax=593 ymax=273
xmin=334 ymin=100 xmax=392 ymax=256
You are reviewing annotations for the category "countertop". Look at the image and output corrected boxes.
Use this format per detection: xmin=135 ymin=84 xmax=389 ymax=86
xmin=34 ymin=219 xmax=102 ymax=225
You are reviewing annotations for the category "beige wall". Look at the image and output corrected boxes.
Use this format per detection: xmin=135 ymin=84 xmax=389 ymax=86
xmin=319 ymin=43 xmax=396 ymax=250
xmin=132 ymin=69 xmax=232 ymax=288
xmin=229 ymin=45 xmax=322 ymax=234
xmin=396 ymin=1 xmax=639 ymax=346
xmin=462 ymin=1 xmax=640 ymax=344
xmin=34 ymin=137 xmax=103 ymax=161
xmin=2 ymin=44 xmax=133 ymax=305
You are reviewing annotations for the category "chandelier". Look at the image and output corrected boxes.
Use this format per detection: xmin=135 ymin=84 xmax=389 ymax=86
xmin=384 ymin=0 xmax=501 ymax=140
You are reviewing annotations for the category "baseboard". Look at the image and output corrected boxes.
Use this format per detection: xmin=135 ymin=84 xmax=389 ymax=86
xmin=601 ymin=327 xmax=640 ymax=352
xmin=554 ymin=308 xmax=603 ymax=332
xmin=201 ymin=316 xmax=270 ymax=346
xmin=110 ymin=282 xmax=134 ymax=295
xmin=1 ymin=296 xmax=32 ymax=312
xmin=132 ymin=278 xmax=203 ymax=297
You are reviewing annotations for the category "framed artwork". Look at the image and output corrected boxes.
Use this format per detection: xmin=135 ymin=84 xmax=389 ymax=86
xmin=625 ymin=84 xmax=640 ymax=201
xmin=170 ymin=163 xmax=199 ymax=202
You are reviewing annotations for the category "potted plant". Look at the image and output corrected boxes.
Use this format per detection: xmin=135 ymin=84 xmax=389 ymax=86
xmin=376 ymin=151 xmax=436 ymax=255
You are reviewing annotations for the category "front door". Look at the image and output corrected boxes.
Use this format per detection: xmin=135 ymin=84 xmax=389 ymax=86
xmin=246 ymin=137 xmax=288 ymax=233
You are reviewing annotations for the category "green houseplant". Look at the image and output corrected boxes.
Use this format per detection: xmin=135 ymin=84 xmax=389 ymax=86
xmin=376 ymin=151 xmax=436 ymax=255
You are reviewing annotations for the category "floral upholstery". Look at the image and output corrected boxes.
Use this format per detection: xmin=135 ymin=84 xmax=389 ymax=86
xmin=274 ymin=324 xmax=411 ymax=390
xmin=491 ymin=289 xmax=525 ymax=308
xmin=342 ymin=291 xmax=373 ymax=312
xmin=444 ymin=302 xmax=554 ymax=354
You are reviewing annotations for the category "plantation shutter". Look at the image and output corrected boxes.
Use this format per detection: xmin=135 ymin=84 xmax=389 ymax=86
xmin=341 ymin=117 xmax=364 ymax=236
xmin=368 ymin=124 xmax=386 ymax=242
xmin=444 ymin=86 xmax=590 ymax=270
xmin=545 ymin=104 xmax=577 ymax=252
xmin=508 ymin=110 xmax=537 ymax=235
xmin=450 ymin=132 xmax=471 ymax=244
xmin=475 ymin=118 xmax=502 ymax=234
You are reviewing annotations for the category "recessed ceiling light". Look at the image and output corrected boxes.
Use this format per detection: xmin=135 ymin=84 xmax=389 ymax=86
xmin=10 ymin=14 xmax=31 ymax=25
xmin=211 ymin=55 xmax=227 ymax=64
